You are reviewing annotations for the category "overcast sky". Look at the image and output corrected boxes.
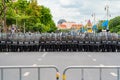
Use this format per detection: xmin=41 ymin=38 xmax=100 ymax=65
xmin=38 ymin=0 xmax=120 ymax=24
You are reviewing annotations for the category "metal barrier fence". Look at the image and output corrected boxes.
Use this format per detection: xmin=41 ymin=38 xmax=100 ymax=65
xmin=63 ymin=66 xmax=120 ymax=80
xmin=0 ymin=65 xmax=60 ymax=80
xmin=1 ymin=66 xmax=120 ymax=80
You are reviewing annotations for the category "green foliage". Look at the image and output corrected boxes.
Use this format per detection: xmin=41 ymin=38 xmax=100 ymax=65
xmin=35 ymin=23 xmax=49 ymax=33
xmin=96 ymin=16 xmax=120 ymax=33
xmin=97 ymin=20 xmax=104 ymax=32
xmin=58 ymin=29 xmax=70 ymax=32
xmin=5 ymin=0 xmax=10 ymax=3
xmin=109 ymin=16 xmax=120 ymax=33
xmin=1 ymin=0 xmax=57 ymax=33
xmin=48 ymin=23 xmax=57 ymax=32
xmin=0 ymin=1 xmax=4 ymax=17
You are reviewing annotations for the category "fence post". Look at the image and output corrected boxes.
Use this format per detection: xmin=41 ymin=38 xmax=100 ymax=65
xmin=1 ymin=69 xmax=3 ymax=80
xmin=99 ymin=68 xmax=102 ymax=80
xmin=38 ymin=67 xmax=40 ymax=80
xmin=19 ymin=68 xmax=22 ymax=80
xmin=56 ymin=72 xmax=60 ymax=80
xmin=117 ymin=68 xmax=119 ymax=80
xmin=81 ymin=69 xmax=84 ymax=80
xmin=63 ymin=73 xmax=66 ymax=80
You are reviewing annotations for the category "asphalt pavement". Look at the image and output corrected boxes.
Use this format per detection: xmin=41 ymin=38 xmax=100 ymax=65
xmin=0 ymin=52 xmax=120 ymax=80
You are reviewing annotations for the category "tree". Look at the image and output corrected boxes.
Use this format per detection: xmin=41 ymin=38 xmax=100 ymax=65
xmin=109 ymin=16 xmax=120 ymax=33
xmin=96 ymin=20 xmax=104 ymax=32
xmin=40 ymin=6 xmax=57 ymax=32
xmin=1 ymin=0 xmax=57 ymax=33
xmin=0 ymin=1 xmax=4 ymax=16
xmin=116 ymin=25 xmax=120 ymax=34
xmin=48 ymin=20 xmax=57 ymax=32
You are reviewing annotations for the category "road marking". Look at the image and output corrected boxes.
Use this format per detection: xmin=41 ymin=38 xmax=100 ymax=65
xmin=38 ymin=58 xmax=42 ymax=61
xmin=5 ymin=53 xmax=9 ymax=55
xmin=92 ymin=59 xmax=96 ymax=61
xmin=110 ymin=72 xmax=117 ymax=77
xmin=42 ymin=52 xmax=48 ymax=58
xmin=23 ymin=72 xmax=30 ymax=77
xmin=32 ymin=64 xmax=37 ymax=67
xmin=88 ymin=55 xmax=92 ymax=57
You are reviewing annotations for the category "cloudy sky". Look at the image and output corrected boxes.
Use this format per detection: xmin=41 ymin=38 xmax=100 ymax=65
xmin=38 ymin=0 xmax=120 ymax=24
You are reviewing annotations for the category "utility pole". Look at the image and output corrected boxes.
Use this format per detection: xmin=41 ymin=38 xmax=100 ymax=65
xmin=105 ymin=4 xmax=110 ymax=30
xmin=105 ymin=5 xmax=109 ymax=20
xmin=92 ymin=13 xmax=96 ymax=25
xmin=2 ymin=0 xmax=7 ymax=33
xmin=92 ymin=13 xmax=96 ymax=33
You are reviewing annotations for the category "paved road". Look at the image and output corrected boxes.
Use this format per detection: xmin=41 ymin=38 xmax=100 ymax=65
xmin=0 ymin=52 xmax=120 ymax=80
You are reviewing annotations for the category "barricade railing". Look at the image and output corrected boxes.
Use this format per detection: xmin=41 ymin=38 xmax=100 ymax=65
xmin=0 ymin=65 xmax=60 ymax=80
xmin=63 ymin=66 xmax=120 ymax=80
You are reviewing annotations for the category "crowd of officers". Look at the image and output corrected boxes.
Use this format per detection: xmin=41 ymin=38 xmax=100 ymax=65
xmin=0 ymin=31 xmax=120 ymax=52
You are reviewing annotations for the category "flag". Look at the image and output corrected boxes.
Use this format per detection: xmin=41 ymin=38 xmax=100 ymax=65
xmin=102 ymin=20 xmax=109 ymax=28
xmin=92 ymin=25 xmax=98 ymax=31
xmin=81 ymin=27 xmax=85 ymax=33
xmin=78 ymin=27 xmax=85 ymax=33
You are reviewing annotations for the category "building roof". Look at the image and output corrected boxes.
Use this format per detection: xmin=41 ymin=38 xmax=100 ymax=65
xmin=57 ymin=19 xmax=67 ymax=24
xmin=87 ymin=20 xmax=92 ymax=26
xmin=86 ymin=20 xmax=92 ymax=28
